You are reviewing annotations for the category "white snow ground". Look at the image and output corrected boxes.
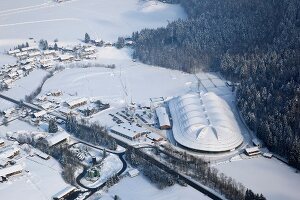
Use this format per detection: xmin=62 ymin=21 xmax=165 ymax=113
xmin=40 ymin=49 xmax=196 ymax=107
xmin=0 ymin=0 xmax=186 ymax=51
xmin=0 ymin=69 xmax=49 ymax=110
xmin=99 ymin=175 xmax=211 ymax=200
xmin=216 ymin=157 xmax=300 ymax=200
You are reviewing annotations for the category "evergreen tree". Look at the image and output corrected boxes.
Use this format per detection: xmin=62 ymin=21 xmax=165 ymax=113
xmin=48 ymin=118 xmax=58 ymax=133
xmin=85 ymin=33 xmax=91 ymax=43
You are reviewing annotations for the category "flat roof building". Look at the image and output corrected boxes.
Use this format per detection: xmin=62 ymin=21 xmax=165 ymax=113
xmin=245 ymin=147 xmax=260 ymax=156
xmin=34 ymin=149 xmax=50 ymax=160
xmin=46 ymin=132 xmax=70 ymax=147
xmin=155 ymin=107 xmax=171 ymax=130
xmin=52 ymin=186 xmax=77 ymax=200
xmin=110 ymin=123 xmax=149 ymax=141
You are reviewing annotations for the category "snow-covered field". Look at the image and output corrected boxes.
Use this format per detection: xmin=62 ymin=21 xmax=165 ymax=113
xmin=99 ymin=175 xmax=211 ymax=200
xmin=0 ymin=69 xmax=49 ymax=110
xmin=40 ymin=48 xmax=196 ymax=107
xmin=0 ymin=156 xmax=69 ymax=200
xmin=0 ymin=120 xmax=70 ymax=200
xmin=0 ymin=0 xmax=186 ymax=51
xmin=216 ymin=157 xmax=300 ymax=200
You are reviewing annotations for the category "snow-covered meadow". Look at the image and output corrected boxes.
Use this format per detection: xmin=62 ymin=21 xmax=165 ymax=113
xmin=99 ymin=175 xmax=211 ymax=200
xmin=216 ymin=157 xmax=300 ymax=200
xmin=0 ymin=0 xmax=186 ymax=51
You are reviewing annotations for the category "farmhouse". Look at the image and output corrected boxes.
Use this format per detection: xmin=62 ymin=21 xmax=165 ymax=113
xmin=59 ymin=55 xmax=74 ymax=62
xmin=52 ymin=186 xmax=77 ymax=200
xmin=46 ymin=132 xmax=70 ymax=147
xmin=0 ymin=147 xmax=20 ymax=159
xmin=110 ymin=123 xmax=149 ymax=141
xmin=83 ymin=46 xmax=96 ymax=53
xmin=28 ymin=51 xmax=41 ymax=58
xmin=2 ymin=79 xmax=13 ymax=88
xmin=22 ymin=65 xmax=33 ymax=72
xmin=21 ymin=46 xmax=37 ymax=52
xmin=3 ymin=107 xmax=15 ymax=118
xmin=8 ymin=49 xmax=20 ymax=55
xmin=15 ymin=51 xmax=28 ymax=58
xmin=32 ymin=110 xmax=47 ymax=118
xmin=66 ymin=98 xmax=87 ymax=109
xmin=155 ymin=107 xmax=171 ymax=129
xmin=51 ymin=90 xmax=62 ymax=96
xmin=0 ymin=159 xmax=9 ymax=168
xmin=0 ymin=164 xmax=23 ymax=179
xmin=43 ymin=50 xmax=56 ymax=56
xmin=40 ymin=102 xmax=53 ymax=110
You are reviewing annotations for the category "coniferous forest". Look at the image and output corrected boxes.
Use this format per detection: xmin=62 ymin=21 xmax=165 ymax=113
xmin=132 ymin=0 xmax=300 ymax=169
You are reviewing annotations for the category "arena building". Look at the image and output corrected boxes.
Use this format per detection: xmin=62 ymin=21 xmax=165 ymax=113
xmin=169 ymin=92 xmax=243 ymax=152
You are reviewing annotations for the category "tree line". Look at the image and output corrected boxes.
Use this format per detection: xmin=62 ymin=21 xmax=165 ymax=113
xmin=66 ymin=115 xmax=117 ymax=150
xmin=132 ymin=0 xmax=300 ymax=169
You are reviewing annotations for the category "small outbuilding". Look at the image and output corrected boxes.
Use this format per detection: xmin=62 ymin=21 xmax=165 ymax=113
xmin=128 ymin=169 xmax=139 ymax=178
xmin=245 ymin=147 xmax=260 ymax=156
xmin=52 ymin=186 xmax=77 ymax=200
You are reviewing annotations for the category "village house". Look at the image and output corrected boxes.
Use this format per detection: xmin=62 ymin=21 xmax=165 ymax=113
xmin=7 ymin=49 xmax=20 ymax=55
xmin=59 ymin=54 xmax=74 ymax=62
xmin=66 ymin=98 xmax=87 ymax=109
xmin=46 ymin=132 xmax=70 ymax=147
xmin=0 ymin=164 xmax=23 ymax=181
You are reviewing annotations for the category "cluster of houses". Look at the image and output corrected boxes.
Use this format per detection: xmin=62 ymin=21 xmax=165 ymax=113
xmin=0 ymin=139 xmax=22 ymax=182
xmin=2 ymin=42 xmax=98 ymax=90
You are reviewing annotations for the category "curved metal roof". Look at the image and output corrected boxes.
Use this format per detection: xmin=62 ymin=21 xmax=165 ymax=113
xmin=169 ymin=92 xmax=243 ymax=152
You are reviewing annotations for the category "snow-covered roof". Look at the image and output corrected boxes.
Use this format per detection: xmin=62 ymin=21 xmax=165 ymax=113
xmin=0 ymin=164 xmax=23 ymax=177
xmin=40 ymin=102 xmax=52 ymax=110
xmin=245 ymin=147 xmax=259 ymax=154
xmin=21 ymin=46 xmax=37 ymax=52
xmin=66 ymin=97 xmax=87 ymax=108
xmin=128 ymin=169 xmax=139 ymax=177
xmin=22 ymin=65 xmax=32 ymax=71
xmin=52 ymin=186 xmax=76 ymax=199
xmin=59 ymin=54 xmax=74 ymax=60
xmin=155 ymin=107 xmax=171 ymax=128
xmin=83 ymin=46 xmax=96 ymax=52
xmin=0 ymin=147 xmax=20 ymax=159
xmin=43 ymin=50 xmax=56 ymax=55
xmin=33 ymin=110 xmax=47 ymax=118
xmin=46 ymin=132 xmax=69 ymax=147
xmin=28 ymin=51 xmax=41 ymax=57
xmin=34 ymin=149 xmax=50 ymax=159
xmin=8 ymin=49 xmax=20 ymax=54
xmin=169 ymin=92 xmax=243 ymax=152
xmin=110 ymin=123 xmax=148 ymax=139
